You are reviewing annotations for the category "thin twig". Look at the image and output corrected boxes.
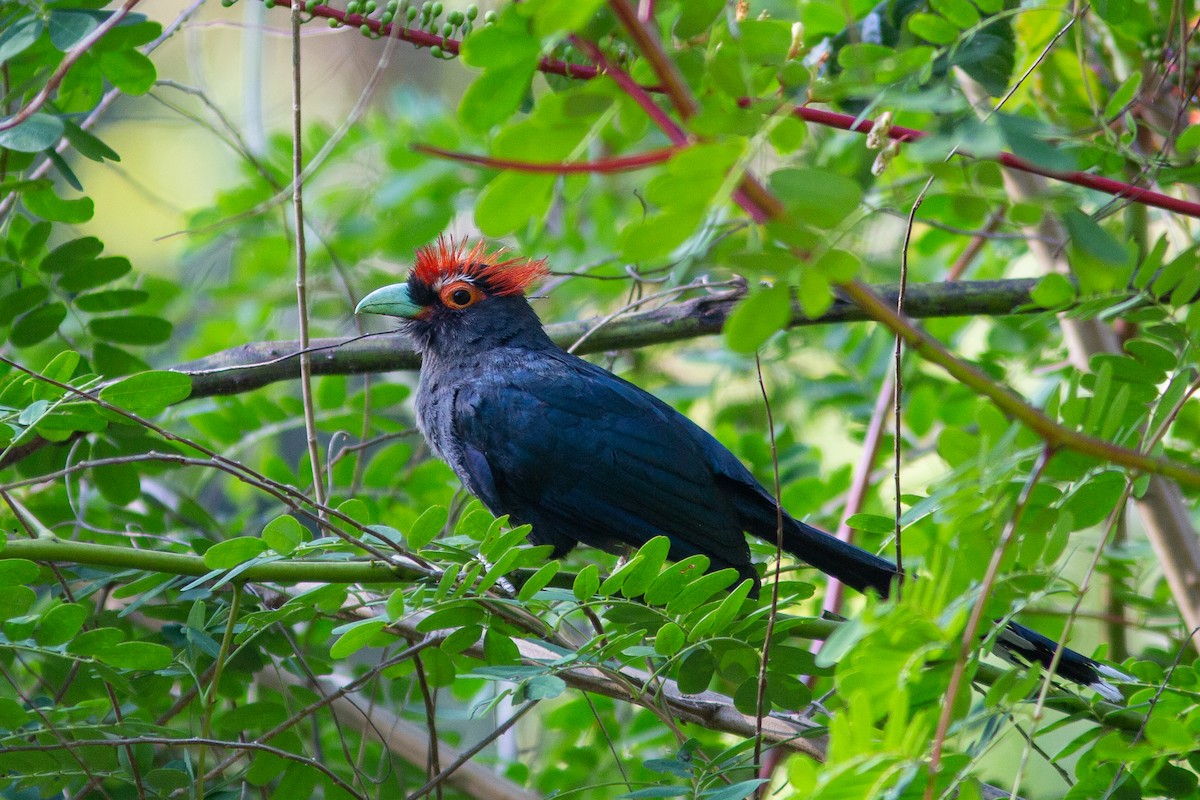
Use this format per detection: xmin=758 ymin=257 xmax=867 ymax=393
xmin=292 ymin=0 xmax=326 ymax=511
xmin=925 ymin=447 xmax=1055 ymax=800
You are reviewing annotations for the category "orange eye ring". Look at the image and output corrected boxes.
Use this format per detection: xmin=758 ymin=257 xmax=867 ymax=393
xmin=438 ymin=281 xmax=484 ymax=310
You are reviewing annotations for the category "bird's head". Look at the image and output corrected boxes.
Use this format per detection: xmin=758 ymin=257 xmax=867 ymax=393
xmin=355 ymin=236 xmax=549 ymax=355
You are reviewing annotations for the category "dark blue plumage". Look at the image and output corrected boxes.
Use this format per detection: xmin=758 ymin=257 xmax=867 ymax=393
xmin=355 ymin=237 xmax=1129 ymax=702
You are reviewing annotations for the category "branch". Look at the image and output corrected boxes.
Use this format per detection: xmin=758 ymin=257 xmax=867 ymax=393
xmin=0 ymin=0 xmax=141 ymax=133
xmin=175 ymin=278 xmax=1053 ymax=398
xmin=0 ymin=537 xmax=420 ymax=583
xmin=263 ymin=0 xmax=1200 ymax=220
xmin=414 ymin=143 xmax=679 ymax=173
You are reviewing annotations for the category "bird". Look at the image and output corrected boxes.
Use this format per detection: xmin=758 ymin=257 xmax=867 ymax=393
xmin=355 ymin=235 xmax=1130 ymax=702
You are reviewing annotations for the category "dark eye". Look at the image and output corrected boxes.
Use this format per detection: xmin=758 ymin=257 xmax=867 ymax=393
xmin=439 ymin=281 xmax=484 ymax=309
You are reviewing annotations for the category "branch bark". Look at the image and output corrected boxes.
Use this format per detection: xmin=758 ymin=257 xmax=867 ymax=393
xmin=177 ymin=278 xmax=1051 ymax=399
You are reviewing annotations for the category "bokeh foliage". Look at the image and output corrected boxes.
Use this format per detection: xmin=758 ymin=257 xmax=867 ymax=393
xmin=1 ymin=0 xmax=1199 ymax=798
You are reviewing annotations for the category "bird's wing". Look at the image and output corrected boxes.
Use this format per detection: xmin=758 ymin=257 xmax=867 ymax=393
xmin=450 ymin=353 xmax=753 ymax=574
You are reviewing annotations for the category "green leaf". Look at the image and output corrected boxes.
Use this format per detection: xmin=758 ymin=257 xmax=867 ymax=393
xmin=330 ymin=619 xmax=386 ymax=658
xmin=49 ymin=10 xmax=100 ymax=51
xmin=1103 ymin=72 xmax=1142 ymax=120
xmin=1093 ymin=0 xmax=1129 ymax=23
xmin=416 ymin=604 xmax=486 ymax=632
xmin=645 ymin=555 xmax=711 ymax=605
xmin=620 ymin=788 xmax=689 ymax=799
xmin=665 ymin=569 xmax=738 ymax=615
xmin=66 ymin=626 xmax=124 ymax=656
xmin=96 ymin=640 xmax=173 ymax=670
xmin=1177 ymin=124 xmax=1200 ymax=154
xmin=35 ymin=603 xmax=88 ymax=647
xmin=91 ymin=439 xmax=140 ymax=504
xmin=0 ymin=114 xmax=65 ymax=153
xmin=97 ymin=49 xmax=156 ymax=95
xmin=99 ymin=370 xmax=192 ymax=415
xmin=688 ymin=578 xmax=754 ymax=641
xmin=0 ymin=286 xmax=48 ymax=326
xmin=522 ymin=674 xmax=566 ymax=700
xmin=89 ymin=314 xmax=173 ymax=345
xmin=59 ymin=255 xmax=131 ymax=291
xmin=618 ymin=207 xmax=707 ymax=262
xmin=262 ymin=515 xmax=306 ymax=555
xmin=676 ymin=0 xmax=725 ymax=37
xmin=42 ymin=236 xmax=104 ymax=272
xmin=737 ymin=19 xmax=792 ymax=65
xmin=0 ymin=559 xmax=40 ymax=587
xmin=908 ymin=13 xmax=959 ymax=44
xmin=62 ymin=119 xmax=120 ymax=162
xmin=996 ymin=114 xmax=1075 ymax=172
xmin=459 ymin=62 xmax=537 ymax=134
xmin=460 ymin=7 xmax=538 ymax=68
xmin=73 ymin=288 xmax=148 ymax=312
xmin=0 ymin=17 xmax=44 ymax=64
xmin=204 ymin=537 xmax=269 ymax=569
xmin=11 ymin=302 xmax=67 ymax=347
xmin=724 ymin=283 xmax=792 ymax=353
xmin=1030 ymin=273 xmax=1076 ymax=307
xmin=769 ymin=168 xmax=862 ymax=228
xmin=845 ymin=513 xmax=895 ymax=534
xmin=618 ymin=536 xmax=672 ymax=599
xmin=34 ymin=350 xmax=80 ymax=398
xmin=0 ymin=585 xmax=35 ymax=620
xmin=796 ymin=269 xmax=832 ymax=319
xmin=676 ymin=647 xmax=715 ymax=694
xmin=475 ymin=171 xmax=555 ymax=236
xmin=517 ymin=561 xmax=559 ymax=601
xmin=929 ymin=0 xmax=979 ymax=30
xmin=22 ymin=187 xmax=94 ymax=223
xmin=573 ymin=563 xmax=600 ymax=601
xmin=530 ymin=0 xmax=605 ymax=36
xmin=1062 ymin=210 xmax=1126 ymax=266
xmin=407 ymin=505 xmax=448 ymax=550
xmin=702 ymin=779 xmax=769 ymax=800
xmin=655 ymin=622 xmax=686 ymax=656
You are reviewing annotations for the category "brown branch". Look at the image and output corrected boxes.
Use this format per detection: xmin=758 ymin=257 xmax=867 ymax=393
xmin=414 ymin=143 xmax=679 ymax=173
xmin=172 ymin=279 xmax=1055 ymax=399
xmin=0 ymin=0 xmax=142 ymax=133
xmin=262 ymin=0 xmax=1200 ymax=219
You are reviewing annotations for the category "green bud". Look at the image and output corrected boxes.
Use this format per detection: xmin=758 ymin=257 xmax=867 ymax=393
xmin=406 ymin=6 xmax=417 ymax=20
xmin=448 ymin=10 xmax=462 ymax=24
xmin=430 ymin=2 xmax=442 ymax=18
xmin=364 ymin=0 xmax=376 ymax=12
xmin=328 ymin=16 xmax=339 ymax=26
xmin=441 ymin=21 xmax=452 ymax=35
xmin=346 ymin=0 xmax=359 ymax=13
xmin=484 ymin=9 xmax=496 ymax=23
xmin=360 ymin=23 xmax=371 ymax=34
xmin=263 ymin=0 xmax=275 ymax=7
xmin=380 ymin=11 xmax=392 ymax=22
xmin=465 ymin=4 xmax=477 ymax=20
xmin=430 ymin=45 xmax=442 ymax=58
xmin=305 ymin=0 xmax=316 ymax=10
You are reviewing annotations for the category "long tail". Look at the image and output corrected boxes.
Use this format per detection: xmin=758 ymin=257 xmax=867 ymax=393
xmin=764 ymin=507 xmax=1129 ymax=700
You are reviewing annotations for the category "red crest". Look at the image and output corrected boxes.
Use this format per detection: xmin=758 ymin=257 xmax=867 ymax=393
xmin=411 ymin=236 xmax=548 ymax=297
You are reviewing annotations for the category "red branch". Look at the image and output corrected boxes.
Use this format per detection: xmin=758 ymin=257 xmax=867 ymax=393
xmin=769 ymin=104 xmax=1200 ymax=219
xmin=413 ymin=143 xmax=678 ymax=173
xmin=271 ymin=0 xmax=1200 ymax=221
xmin=270 ymin=0 xmax=598 ymax=80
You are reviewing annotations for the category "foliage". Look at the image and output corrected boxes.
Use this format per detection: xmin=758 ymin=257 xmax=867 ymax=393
xmin=1 ymin=0 xmax=1199 ymax=798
